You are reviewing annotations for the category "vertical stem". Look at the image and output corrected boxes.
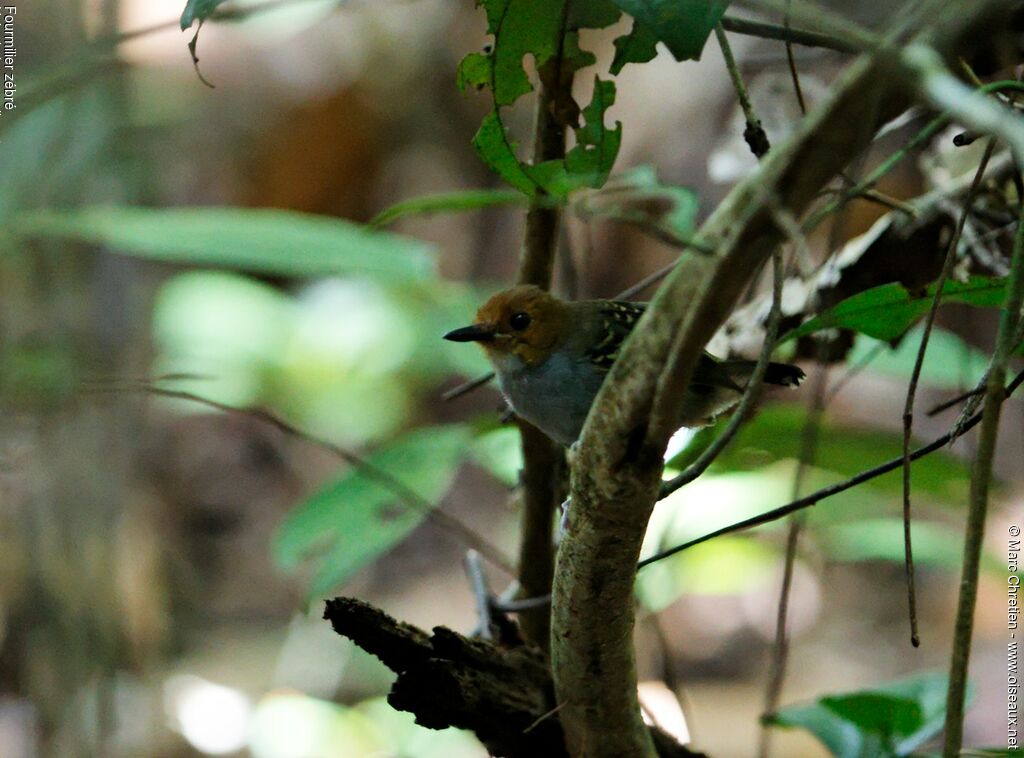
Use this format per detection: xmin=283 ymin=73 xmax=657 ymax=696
xmin=901 ymin=138 xmax=997 ymax=650
xmin=514 ymin=52 xmax=571 ymax=648
xmin=943 ymin=191 xmax=1024 ymax=756
xmin=715 ymin=24 xmax=770 ymax=158
xmin=758 ymin=365 xmax=826 ymax=758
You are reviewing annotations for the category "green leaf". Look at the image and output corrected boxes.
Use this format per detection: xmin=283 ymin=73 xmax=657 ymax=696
xmin=456 ymin=51 xmax=493 ymax=94
xmin=611 ymin=19 xmax=659 ymax=74
xmin=471 ymin=111 xmax=541 ymax=196
xmin=476 ymin=0 xmax=566 ymax=106
xmin=767 ymin=672 xmax=963 ymax=758
xmin=370 ymin=189 xmax=527 ymax=227
xmin=784 ymin=276 xmax=1008 ymax=342
xmin=565 ymin=77 xmax=623 ymax=188
xmin=610 ymin=0 xmax=731 ymax=62
xmin=472 ymin=92 xmax=624 ymax=198
xmin=180 ymin=0 xmax=226 ymax=29
xmin=467 ymin=0 xmax=622 ymax=104
xmin=14 ymin=206 xmax=436 ymax=281
xmin=273 ymin=425 xmax=470 ymax=597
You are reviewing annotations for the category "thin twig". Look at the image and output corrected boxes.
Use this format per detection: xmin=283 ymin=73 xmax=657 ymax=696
xmin=803 ymin=80 xmax=1024 ymax=233
xmin=942 ymin=191 xmax=1024 ymax=757
xmin=660 ymin=249 xmax=785 ymax=497
xmin=783 ymin=0 xmax=807 ymax=116
xmin=90 ymin=382 xmax=516 ymax=574
xmin=443 ymin=371 xmax=496 ymax=401
xmin=824 ymin=340 xmax=888 ymax=403
xmin=720 ymin=15 xmax=860 ymax=53
xmin=492 ymin=593 xmax=552 ymax=613
xmin=901 ymin=138 xmax=997 ymax=648
xmin=464 ymin=550 xmax=496 ymax=641
xmin=522 ymin=701 xmax=569 ymax=734
xmin=715 ymin=24 xmax=770 ymax=159
xmin=638 ymin=368 xmax=1024 ymax=569
xmin=758 ymin=362 xmax=826 ymax=757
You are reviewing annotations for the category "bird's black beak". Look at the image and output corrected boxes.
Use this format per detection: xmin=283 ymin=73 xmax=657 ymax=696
xmin=444 ymin=324 xmax=494 ymax=343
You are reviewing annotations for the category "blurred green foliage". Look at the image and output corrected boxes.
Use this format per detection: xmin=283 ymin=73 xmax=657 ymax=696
xmin=249 ymin=692 xmax=481 ymax=758
xmin=273 ymin=425 xmax=471 ymax=598
xmin=766 ymin=672 xmax=966 ymax=758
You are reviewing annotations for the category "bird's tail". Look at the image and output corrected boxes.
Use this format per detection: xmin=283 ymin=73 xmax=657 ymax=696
xmin=722 ymin=360 xmax=805 ymax=388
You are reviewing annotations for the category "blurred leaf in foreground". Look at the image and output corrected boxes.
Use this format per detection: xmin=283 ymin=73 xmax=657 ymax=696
xmin=273 ymin=425 xmax=470 ymax=598
xmin=14 ymin=206 xmax=436 ymax=282
xmin=767 ymin=671 xmax=966 ymax=758
xmin=180 ymin=0 xmax=229 ymax=29
xmin=848 ymin=324 xmax=989 ymax=390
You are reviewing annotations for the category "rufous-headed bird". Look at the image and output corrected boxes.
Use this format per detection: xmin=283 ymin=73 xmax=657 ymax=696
xmin=444 ymin=285 xmax=804 ymax=446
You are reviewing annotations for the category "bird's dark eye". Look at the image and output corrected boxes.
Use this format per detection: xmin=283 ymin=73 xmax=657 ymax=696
xmin=509 ymin=311 xmax=531 ymax=330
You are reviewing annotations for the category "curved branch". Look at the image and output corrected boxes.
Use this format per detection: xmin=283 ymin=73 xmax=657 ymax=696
xmin=550 ymin=4 xmax=1008 ymax=756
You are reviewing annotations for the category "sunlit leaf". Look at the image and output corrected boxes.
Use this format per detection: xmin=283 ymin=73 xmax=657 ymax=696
xmin=636 ymin=536 xmax=778 ymax=610
xmin=14 ymin=206 xmax=436 ymax=281
xmin=784 ymin=276 xmax=1008 ymax=342
xmin=470 ymin=427 xmax=523 ymax=486
xmin=273 ymin=425 xmax=471 ymax=597
xmin=767 ymin=672 xmax=966 ymax=758
xmin=610 ymin=0 xmax=731 ymax=62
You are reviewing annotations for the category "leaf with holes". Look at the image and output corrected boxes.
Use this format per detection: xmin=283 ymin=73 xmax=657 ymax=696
xmin=610 ymin=0 xmax=731 ymax=61
xmin=471 ymin=111 xmax=542 ymax=196
xmin=273 ymin=425 xmax=471 ymax=597
xmin=611 ymin=19 xmax=659 ymax=74
xmin=565 ymin=77 xmax=623 ymax=189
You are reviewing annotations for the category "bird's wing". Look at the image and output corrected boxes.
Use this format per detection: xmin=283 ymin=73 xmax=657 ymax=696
xmin=587 ymin=300 xmax=741 ymax=390
xmin=586 ymin=300 xmax=646 ymax=371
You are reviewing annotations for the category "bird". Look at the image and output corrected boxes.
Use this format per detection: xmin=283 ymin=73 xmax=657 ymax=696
xmin=444 ymin=285 xmax=804 ymax=446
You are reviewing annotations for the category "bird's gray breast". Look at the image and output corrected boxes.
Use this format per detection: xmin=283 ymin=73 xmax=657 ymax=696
xmin=494 ymin=351 xmax=605 ymax=446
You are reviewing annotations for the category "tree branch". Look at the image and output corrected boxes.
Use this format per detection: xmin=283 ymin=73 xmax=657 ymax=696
xmin=550 ymin=3 xmax=1009 ymax=755
xmin=513 ymin=34 xmax=573 ymax=648
xmin=942 ymin=164 xmax=1024 ymax=756
xmin=638 ymin=367 xmax=1024 ymax=569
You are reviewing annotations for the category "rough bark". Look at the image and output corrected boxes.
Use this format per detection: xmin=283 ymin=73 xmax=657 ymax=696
xmin=550 ymin=3 xmax=1010 ymax=756
xmin=323 ymin=597 xmax=705 ymax=758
